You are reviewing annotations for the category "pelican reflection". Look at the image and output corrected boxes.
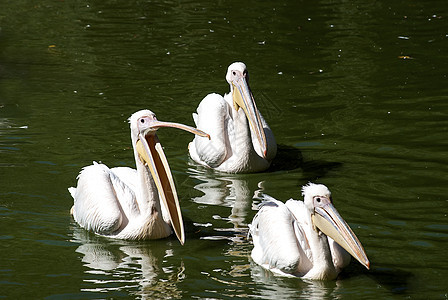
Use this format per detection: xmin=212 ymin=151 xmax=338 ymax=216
xmin=188 ymin=166 xmax=260 ymax=231
xmin=71 ymin=227 xmax=184 ymax=299
xmin=250 ymin=261 xmax=344 ymax=299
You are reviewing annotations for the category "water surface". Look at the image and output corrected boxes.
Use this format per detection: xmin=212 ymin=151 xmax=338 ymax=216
xmin=1 ymin=0 xmax=447 ymax=299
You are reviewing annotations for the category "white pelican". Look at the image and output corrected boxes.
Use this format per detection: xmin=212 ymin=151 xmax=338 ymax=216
xmin=249 ymin=183 xmax=370 ymax=280
xmin=69 ymin=109 xmax=209 ymax=244
xmin=188 ymin=62 xmax=277 ymax=173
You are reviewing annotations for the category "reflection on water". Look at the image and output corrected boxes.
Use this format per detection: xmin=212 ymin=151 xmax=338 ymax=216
xmin=188 ymin=165 xmax=260 ymax=231
xmin=71 ymin=227 xmax=184 ymax=299
xmin=251 ymin=261 xmax=344 ymax=300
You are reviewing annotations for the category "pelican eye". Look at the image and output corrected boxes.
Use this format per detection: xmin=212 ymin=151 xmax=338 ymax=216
xmin=140 ymin=118 xmax=145 ymax=124
xmin=315 ymin=197 xmax=321 ymax=202
xmin=232 ymin=71 xmax=236 ymax=76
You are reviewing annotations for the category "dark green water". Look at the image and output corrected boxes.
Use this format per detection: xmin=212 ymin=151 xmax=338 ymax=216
xmin=1 ymin=0 xmax=447 ymax=299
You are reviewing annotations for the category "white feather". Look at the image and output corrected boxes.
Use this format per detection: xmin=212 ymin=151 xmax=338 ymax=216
xmin=189 ymin=62 xmax=277 ymax=173
xmin=69 ymin=110 xmax=177 ymax=241
xmin=249 ymin=183 xmax=369 ymax=280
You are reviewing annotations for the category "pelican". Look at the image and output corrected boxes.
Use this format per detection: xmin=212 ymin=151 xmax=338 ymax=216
xmin=69 ymin=109 xmax=209 ymax=244
xmin=188 ymin=62 xmax=277 ymax=173
xmin=249 ymin=183 xmax=370 ymax=280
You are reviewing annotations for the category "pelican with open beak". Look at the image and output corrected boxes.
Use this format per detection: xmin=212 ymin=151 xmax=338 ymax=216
xmin=69 ymin=109 xmax=209 ymax=243
xmin=189 ymin=62 xmax=277 ymax=173
xmin=249 ymin=183 xmax=370 ymax=280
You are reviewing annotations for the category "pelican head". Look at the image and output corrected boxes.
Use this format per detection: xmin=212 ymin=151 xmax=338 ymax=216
xmin=225 ymin=62 xmax=268 ymax=158
xmin=129 ymin=110 xmax=209 ymax=244
xmin=302 ymin=183 xmax=370 ymax=269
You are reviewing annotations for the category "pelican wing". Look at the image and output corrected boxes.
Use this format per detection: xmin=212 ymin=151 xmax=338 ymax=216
xmin=70 ymin=163 xmax=137 ymax=235
xmin=189 ymin=93 xmax=228 ymax=168
xmin=110 ymin=166 xmax=138 ymax=191
xmin=249 ymin=199 xmax=311 ymax=276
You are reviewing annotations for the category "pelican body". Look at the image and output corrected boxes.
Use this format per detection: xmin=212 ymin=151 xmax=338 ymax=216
xmin=249 ymin=183 xmax=370 ymax=280
xmin=69 ymin=110 xmax=209 ymax=244
xmin=189 ymin=62 xmax=276 ymax=173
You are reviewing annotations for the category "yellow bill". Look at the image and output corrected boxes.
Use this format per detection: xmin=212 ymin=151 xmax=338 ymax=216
xmin=312 ymin=203 xmax=370 ymax=269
